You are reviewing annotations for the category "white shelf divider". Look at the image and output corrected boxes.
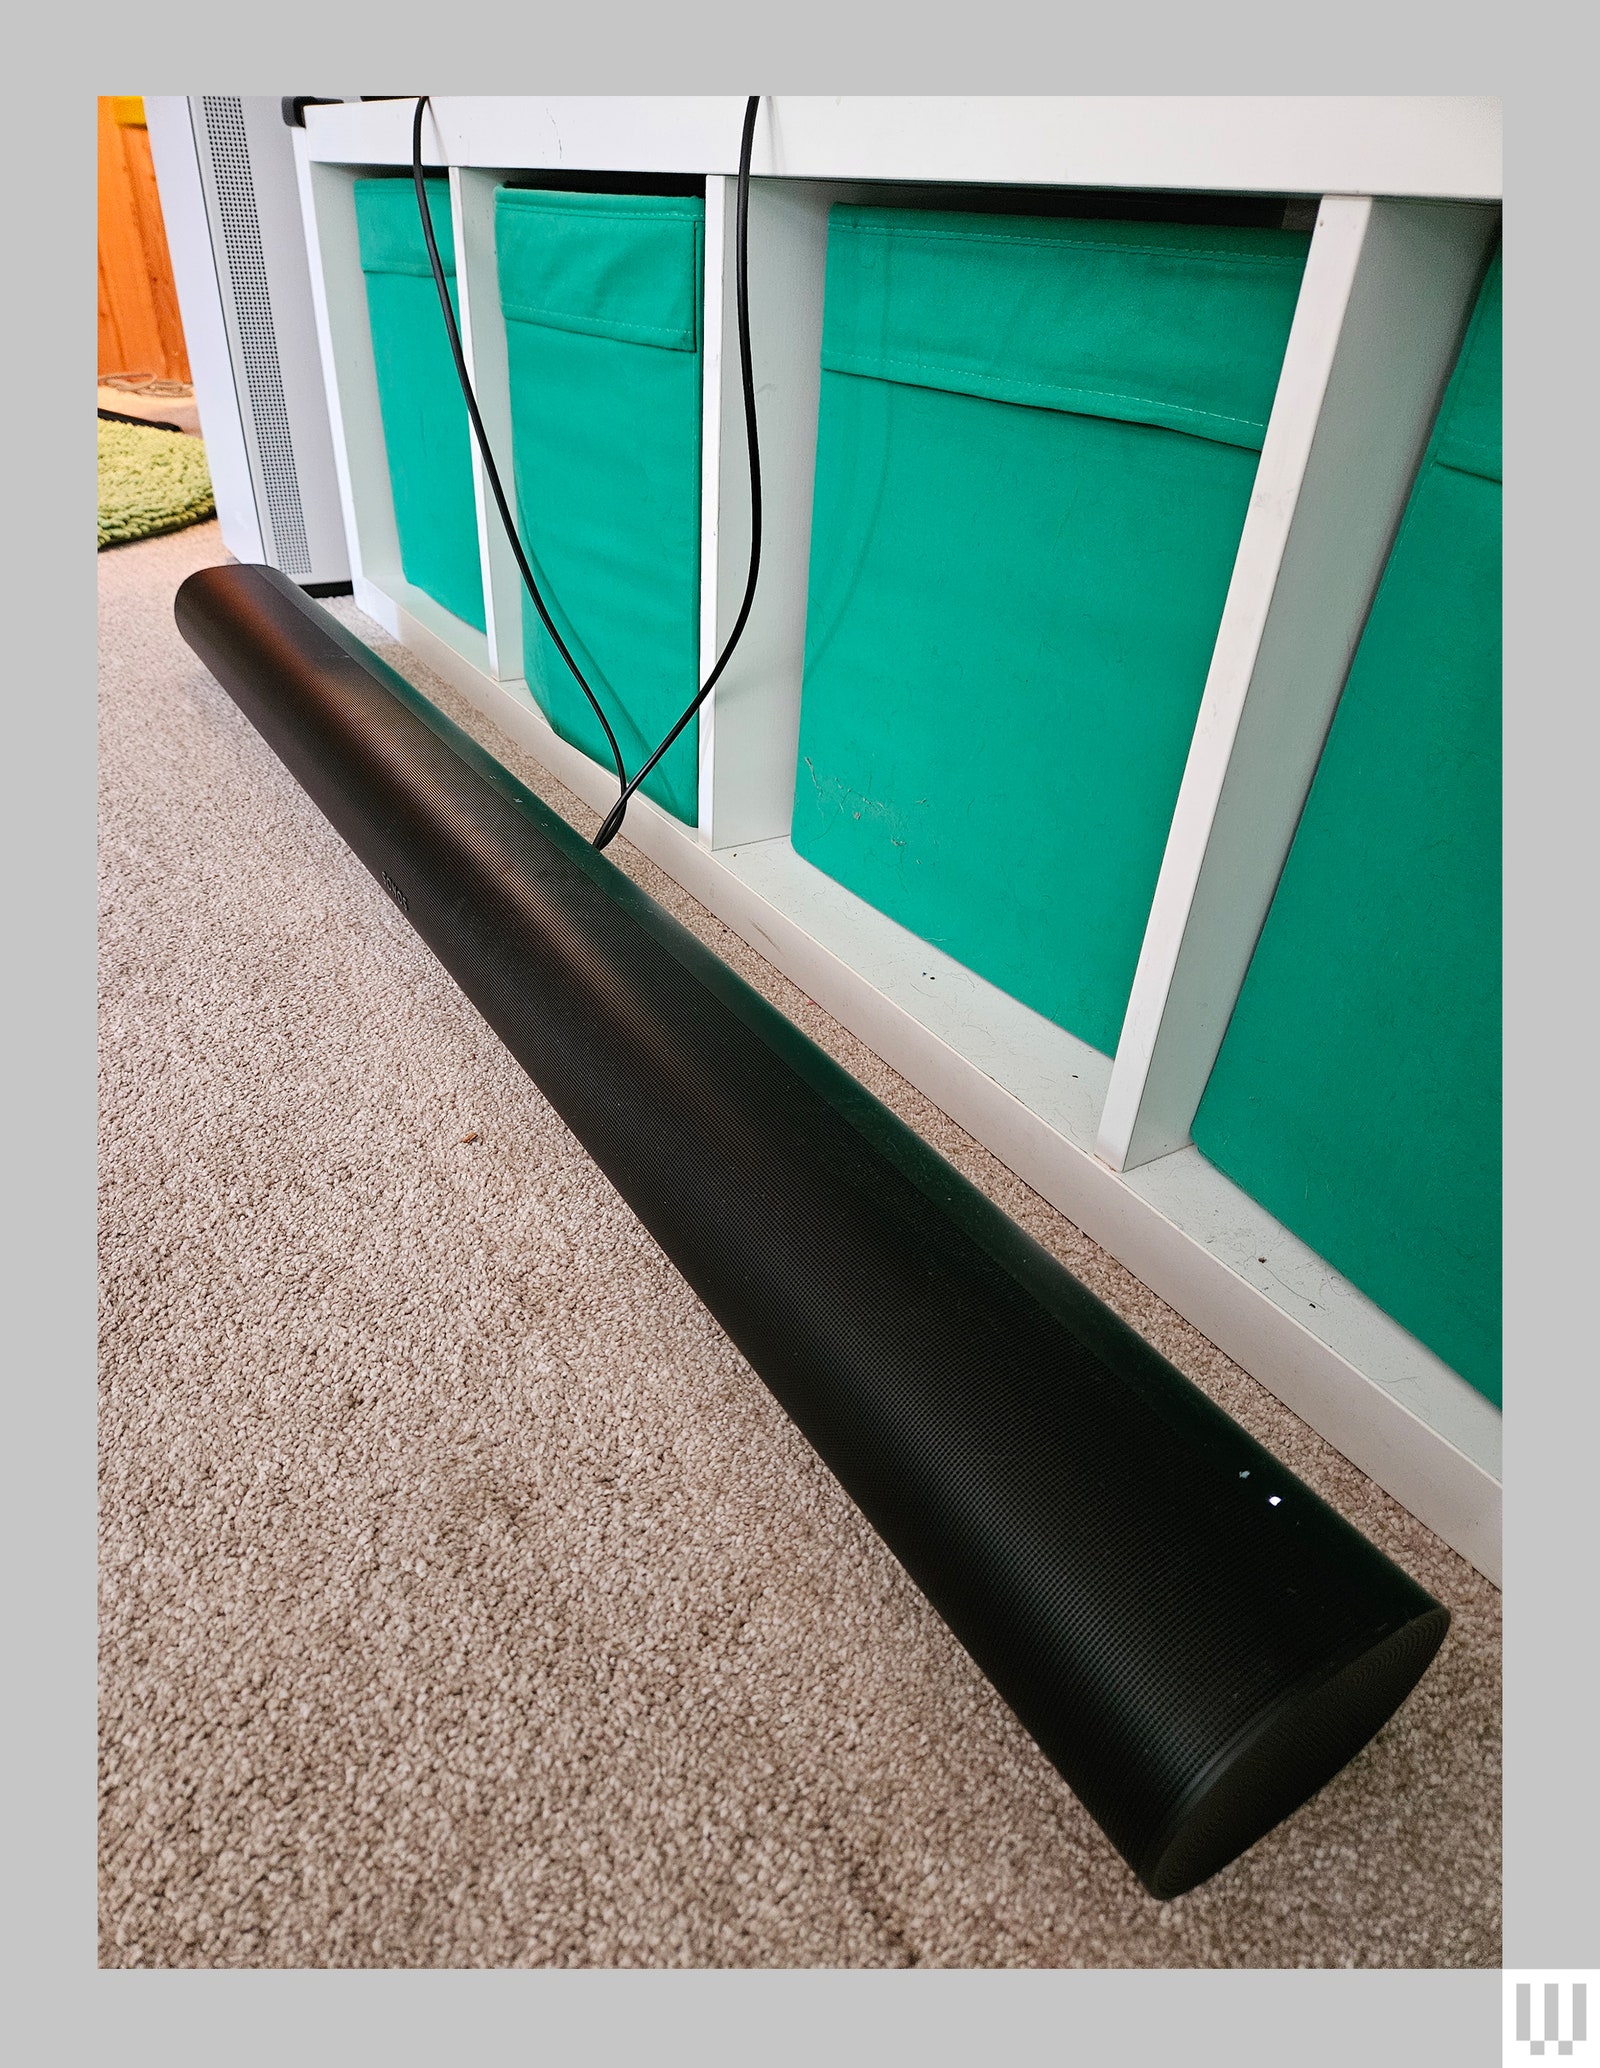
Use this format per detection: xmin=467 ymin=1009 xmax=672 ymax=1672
xmin=698 ymin=176 xmax=884 ymax=849
xmin=694 ymin=173 xmax=730 ymax=846
xmin=1096 ymin=195 xmax=1501 ymax=1174
xmin=451 ymin=168 xmax=527 ymax=687
xmin=292 ymin=148 xmax=397 ymax=600
xmin=696 ymin=170 xmax=1050 ymax=849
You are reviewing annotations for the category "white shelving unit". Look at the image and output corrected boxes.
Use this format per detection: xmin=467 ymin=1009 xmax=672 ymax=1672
xmin=290 ymin=96 xmax=1503 ymax=1581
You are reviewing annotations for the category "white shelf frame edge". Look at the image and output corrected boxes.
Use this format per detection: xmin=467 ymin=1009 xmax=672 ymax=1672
xmin=301 ymin=96 xmax=1502 ymax=202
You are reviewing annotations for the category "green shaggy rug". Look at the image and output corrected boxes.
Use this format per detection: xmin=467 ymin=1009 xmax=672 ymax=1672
xmin=98 ymin=417 xmax=215 ymax=549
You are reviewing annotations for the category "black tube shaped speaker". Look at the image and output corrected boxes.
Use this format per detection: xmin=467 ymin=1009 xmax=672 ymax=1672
xmin=175 ymin=564 xmax=1449 ymax=1897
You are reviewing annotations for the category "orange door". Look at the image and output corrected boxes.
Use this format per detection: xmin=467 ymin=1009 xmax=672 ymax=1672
xmin=98 ymin=96 xmax=191 ymax=382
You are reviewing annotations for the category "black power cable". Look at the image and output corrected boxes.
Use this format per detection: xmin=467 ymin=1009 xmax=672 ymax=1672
xmin=409 ymin=97 xmax=626 ymax=801
xmin=591 ymin=96 xmax=764 ymax=851
xmin=410 ymin=95 xmax=763 ymax=852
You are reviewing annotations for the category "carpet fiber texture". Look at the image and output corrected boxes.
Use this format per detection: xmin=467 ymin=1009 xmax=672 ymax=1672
xmin=98 ymin=523 xmax=1502 ymax=1969
xmin=97 ymin=417 xmax=214 ymax=550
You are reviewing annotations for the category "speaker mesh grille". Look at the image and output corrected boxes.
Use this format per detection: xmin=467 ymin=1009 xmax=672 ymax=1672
xmin=201 ymin=96 xmax=312 ymax=579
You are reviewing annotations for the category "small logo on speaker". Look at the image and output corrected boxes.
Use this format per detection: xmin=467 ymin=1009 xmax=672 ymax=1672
xmin=1508 ymin=1977 xmax=1591 ymax=2060
xmin=380 ymin=870 xmax=409 ymax=913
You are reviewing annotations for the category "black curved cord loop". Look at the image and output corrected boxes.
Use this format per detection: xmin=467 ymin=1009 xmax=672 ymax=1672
xmin=411 ymin=95 xmax=763 ymax=852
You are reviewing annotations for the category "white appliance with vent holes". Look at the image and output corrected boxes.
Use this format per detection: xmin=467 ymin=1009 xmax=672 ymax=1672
xmin=145 ymin=96 xmax=350 ymax=587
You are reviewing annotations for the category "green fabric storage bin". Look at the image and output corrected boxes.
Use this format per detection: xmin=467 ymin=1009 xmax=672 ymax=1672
xmin=495 ymin=188 xmax=704 ymax=826
xmin=1191 ymin=254 xmax=1503 ymax=1405
xmin=353 ymin=178 xmax=486 ymax=633
xmin=792 ymin=208 xmax=1310 ymax=1056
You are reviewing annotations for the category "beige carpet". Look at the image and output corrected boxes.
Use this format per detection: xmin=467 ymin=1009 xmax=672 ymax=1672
xmin=98 ymin=522 xmax=1501 ymax=1969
